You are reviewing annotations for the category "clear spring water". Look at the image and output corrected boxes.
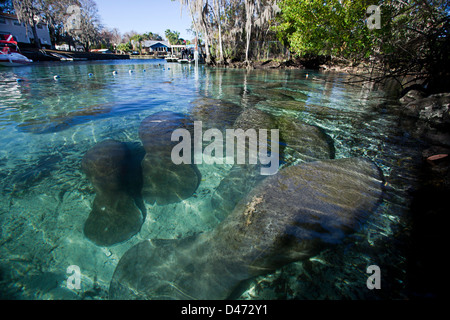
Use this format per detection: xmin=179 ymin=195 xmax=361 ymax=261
xmin=0 ymin=59 xmax=424 ymax=299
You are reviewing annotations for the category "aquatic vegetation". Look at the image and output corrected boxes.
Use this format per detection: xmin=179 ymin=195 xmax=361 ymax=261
xmin=109 ymin=158 xmax=384 ymax=300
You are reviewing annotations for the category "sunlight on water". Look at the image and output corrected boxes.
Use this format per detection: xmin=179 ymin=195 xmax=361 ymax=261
xmin=0 ymin=59 xmax=423 ymax=299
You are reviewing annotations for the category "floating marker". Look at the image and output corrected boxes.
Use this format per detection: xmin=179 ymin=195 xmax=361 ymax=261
xmin=113 ymin=71 xmax=118 ymax=75
xmin=88 ymin=73 xmax=93 ymax=77
xmin=143 ymin=69 xmax=146 ymax=72
xmin=16 ymin=78 xmax=24 ymax=83
xmin=129 ymin=70 xmax=134 ymax=73
xmin=54 ymin=75 xmax=60 ymax=80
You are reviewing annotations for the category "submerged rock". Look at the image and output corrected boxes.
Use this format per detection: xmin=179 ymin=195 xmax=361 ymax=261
xmin=81 ymin=139 xmax=144 ymax=246
xmin=109 ymin=158 xmax=384 ymax=300
xmin=399 ymin=89 xmax=426 ymax=105
xmin=139 ymin=111 xmax=201 ymax=205
xmin=400 ymin=93 xmax=450 ymax=147
xmin=403 ymin=93 xmax=450 ymax=128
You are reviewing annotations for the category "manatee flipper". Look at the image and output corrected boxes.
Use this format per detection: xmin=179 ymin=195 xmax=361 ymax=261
xmin=110 ymin=158 xmax=384 ymax=300
xmin=83 ymin=191 xmax=143 ymax=247
xmin=81 ymin=139 xmax=144 ymax=246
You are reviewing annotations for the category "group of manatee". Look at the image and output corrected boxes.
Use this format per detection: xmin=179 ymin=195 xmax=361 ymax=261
xmin=80 ymin=96 xmax=385 ymax=300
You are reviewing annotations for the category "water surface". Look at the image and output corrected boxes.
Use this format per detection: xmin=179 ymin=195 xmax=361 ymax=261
xmin=0 ymin=59 xmax=423 ymax=299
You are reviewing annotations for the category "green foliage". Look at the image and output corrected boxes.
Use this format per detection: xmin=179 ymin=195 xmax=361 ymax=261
xmin=276 ymin=0 xmax=378 ymax=60
xmin=276 ymin=0 xmax=450 ymax=91
xmin=165 ymin=29 xmax=185 ymax=45
xmin=116 ymin=42 xmax=132 ymax=53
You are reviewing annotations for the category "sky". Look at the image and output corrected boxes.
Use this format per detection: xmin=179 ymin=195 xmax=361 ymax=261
xmin=95 ymin=0 xmax=193 ymax=41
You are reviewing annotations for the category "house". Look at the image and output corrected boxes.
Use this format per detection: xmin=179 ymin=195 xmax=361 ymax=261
xmin=140 ymin=40 xmax=170 ymax=55
xmin=55 ymin=43 xmax=84 ymax=52
xmin=0 ymin=13 xmax=52 ymax=48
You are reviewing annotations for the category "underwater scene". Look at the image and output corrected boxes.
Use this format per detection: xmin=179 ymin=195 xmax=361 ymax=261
xmin=0 ymin=59 xmax=434 ymax=300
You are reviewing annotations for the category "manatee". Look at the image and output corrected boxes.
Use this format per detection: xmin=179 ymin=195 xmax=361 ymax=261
xmin=276 ymin=115 xmax=335 ymax=164
xmin=272 ymin=88 xmax=308 ymax=101
xmin=139 ymin=111 xmax=201 ymax=205
xmin=189 ymin=97 xmax=243 ymax=131
xmin=81 ymin=139 xmax=144 ymax=246
xmin=251 ymin=88 xmax=296 ymax=101
xmin=211 ymin=108 xmax=278 ymax=220
xmin=211 ymin=109 xmax=335 ymax=220
xmin=109 ymin=158 xmax=384 ymax=300
xmin=256 ymin=100 xmax=334 ymax=115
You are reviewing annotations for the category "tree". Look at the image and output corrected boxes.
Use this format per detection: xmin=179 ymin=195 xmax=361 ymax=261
xmin=276 ymin=0 xmax=450 ymax=92
xmin=175 ymin=0 xmax=279 ymax=64
xmin=74 ymin=0 xmax=102 ymax=51
xmin=0 ymin=0 xmax=13 ymax=13
xmin=12 ymin=0 xmax=45 ymax=48
xmin=130 ymin=33 xmax=144 ymax=53
xmin=165 ymin=29 xmax=184 ymax=45
xmin=276 ymin=0 xmax=376 ymax=60
xmin=116 ymin=42 xmax=132 ymax=54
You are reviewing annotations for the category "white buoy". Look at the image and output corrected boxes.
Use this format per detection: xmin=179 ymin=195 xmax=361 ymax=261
xmin=54 ymin=75 xmax=60 ymax=80
xmin=129 ymin=70 xmax=133 ymax=74
xmin=113 ymin=71 xmax=118 ymax=75
xmin=88 ymin=73 xmax=93 ymax=77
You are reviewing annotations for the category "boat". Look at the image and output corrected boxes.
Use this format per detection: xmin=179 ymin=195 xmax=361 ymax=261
xmin=165 ymin=55 xmax=178 ymax=63
xmin=0 ymin=34 xmax=33 ymax=67
xmin=48 ymin=52 xmax=73 ymax=61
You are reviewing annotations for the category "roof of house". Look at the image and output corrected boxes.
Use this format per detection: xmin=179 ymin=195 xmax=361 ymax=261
xmin=142 ymin=40 xmax=170 ymax=48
